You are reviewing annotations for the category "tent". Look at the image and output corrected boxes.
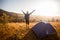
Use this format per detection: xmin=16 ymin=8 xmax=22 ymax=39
xmin=32 ymin=22 xmax=57 ymax=38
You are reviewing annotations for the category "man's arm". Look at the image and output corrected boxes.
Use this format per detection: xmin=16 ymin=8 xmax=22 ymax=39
xmin=22 ymin=10 xmax=25 ymax=14
xmin=29 ymin=10 xmax=35 ymax=15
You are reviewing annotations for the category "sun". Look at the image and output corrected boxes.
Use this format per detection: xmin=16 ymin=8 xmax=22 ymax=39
xmin=31 ymin=1 xmax=59 ymax=16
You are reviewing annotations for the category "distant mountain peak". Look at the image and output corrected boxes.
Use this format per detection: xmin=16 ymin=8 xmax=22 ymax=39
xmin=0 ymin=9 xmax=6 ymax=12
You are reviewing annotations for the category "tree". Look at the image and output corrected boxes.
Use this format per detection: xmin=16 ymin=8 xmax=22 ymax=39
xmin=0 ymin=12 xmax=14 ymax=30
xmin=2 ymin=12 xmax=14 ymax=24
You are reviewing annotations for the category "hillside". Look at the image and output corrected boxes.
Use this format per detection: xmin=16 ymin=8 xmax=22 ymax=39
xmin=0 ymin=9 xmax=60 ymax=22
xmin=0 ymin=9 xmax=38 ymax=22
xmin=0 ymin=9 xmax=24 ymax=22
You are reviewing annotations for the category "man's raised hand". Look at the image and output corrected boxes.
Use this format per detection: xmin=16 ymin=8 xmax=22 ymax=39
xmin=29 ymin=10 xmax=35 ymax=15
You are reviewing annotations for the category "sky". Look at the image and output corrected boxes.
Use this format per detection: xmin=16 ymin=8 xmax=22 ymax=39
xmin=0 ymin=0 xmax=60 ymax=16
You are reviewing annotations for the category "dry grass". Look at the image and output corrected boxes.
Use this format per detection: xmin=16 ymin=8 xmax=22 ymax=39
xmin=0 ymin=22 xmax=60 ymax=40
xmin=0 ymin=22 xmax=36 ymax=40
xmin=50 ymin=22 xmax=60 ymax=40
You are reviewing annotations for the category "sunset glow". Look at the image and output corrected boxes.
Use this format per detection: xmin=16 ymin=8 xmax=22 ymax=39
xmin=31 ymin=1 xmax=59 ymax=16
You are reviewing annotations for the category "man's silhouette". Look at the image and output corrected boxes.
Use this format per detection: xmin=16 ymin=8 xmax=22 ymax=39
xmin=22 ymin=10 xmax=35 ymax=29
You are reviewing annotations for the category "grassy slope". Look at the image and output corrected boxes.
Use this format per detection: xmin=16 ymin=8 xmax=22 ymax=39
xmin=0 ymin=22 xmax=60 ymax=40
xmin=50 ymin=22 xmax=60 ymax=40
